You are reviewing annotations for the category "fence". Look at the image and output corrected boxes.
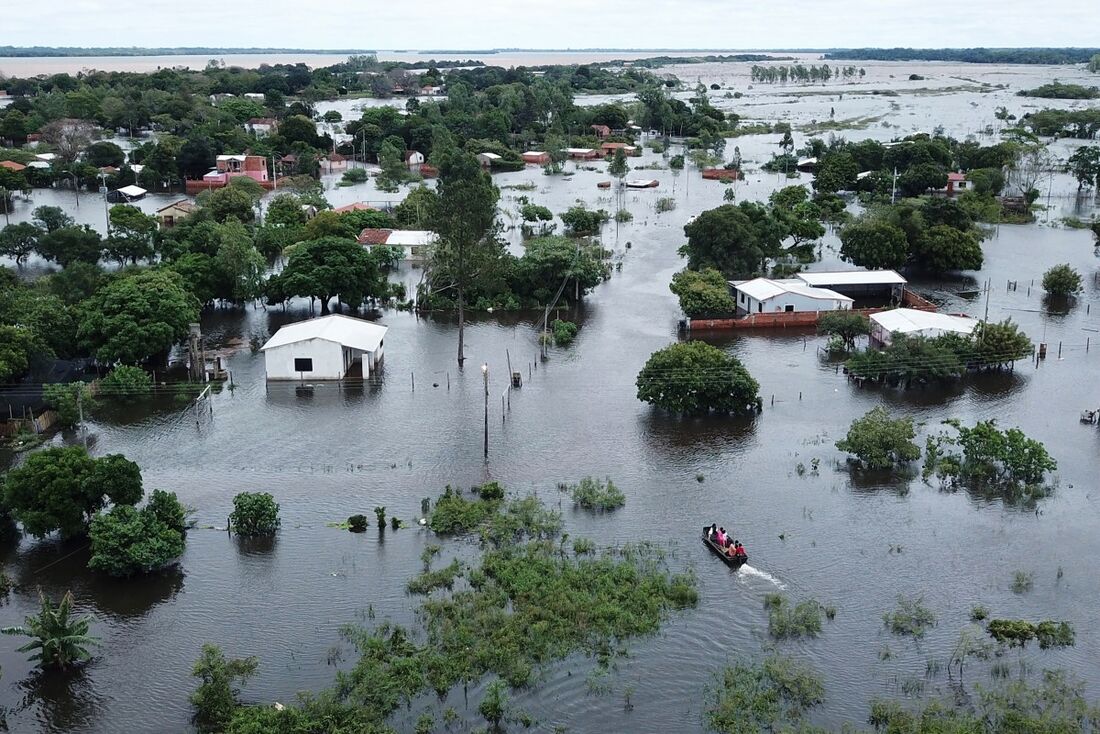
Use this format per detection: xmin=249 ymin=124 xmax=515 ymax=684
xmin=687 ymin=289 xmax=937 ymax=331
xmin=0 ymin=409 xmax=57 ymax=437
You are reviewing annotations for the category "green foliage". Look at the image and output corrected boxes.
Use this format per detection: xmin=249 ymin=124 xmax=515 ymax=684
xmin=884 ymin=595 xmax=936 ymax=638
xmin=269 ymin=236 xmax=390 ymax=313
xmin=1011 ymin=570 xmax=1034 ymax=594
xmin=670 ymin=268 xmax=736 ymax=318
xmin=190 ymin=643 xmax=259 ymax=733
xmin=374 ymin=506 xmax=386 ymax=526
xmin=680 ymin=202 xmax=785 ymax=278
xmin=914 ymin=224 xmax=984 ymax=272
xmin=923 ymin=419 xmax=1057 ymax=500
xmin=43 ymin=381 xmax=96 ymax=428
xmin=836 ymin=407 xmax=921 ymax=470
xmin=1041 ymin=263 xmax=1083 ymax=297
xmin=407 ymin=559 xmax=462 ymax=595
xmin=479 ymin=680 xmax=508 ymax=729
xmin=986 ymin=618 xmax=1075 ymax=649
xmin=3 ymin=447 xmax=143 ymax=538
xmin=348 ymin=514 xmax=368 ymax=532
xmin=428 ymin=485 xmax=501 ymax=535
xmin=0 ymin=325 xmax=39 ymax=380
xmin=817 ymin=311 xmax=870 ymax=350
xmin=340 ymin=167 xmax=369 ymax=184
xmin=77 ymin=268 xmax=200 ymax=364
xmin=840 ymin=219 xmax=908 ymax=269
xmin=100 ymin=365 xmax=153 ymax=402
xmin=765 ymin=595 xmax=825 ymax=639
xmin=560 ymin=204 xmax=609 ymax=236
xmin=229 ymin=492 xmax=280 ymax=537
xmin=520 ymin=203 xmax=554 ymax=222
xmin=1018 ymin=82 xmax=1099 ymax=99
xmin=37 ymin=225 xmax=102 ymax=267
xmin=88 ymin=493 xmax=187 ymax=576
xmin=1068 ymin=146 xmax=1100 ymax=190
xmin=704 ymin=655 xmax=825 ymax=733
xmin=551 ymin=319 xmax=578 ymax=346
xmin=970 ymin=605 xmax=990 ymax=622
xmin=0 ymin=222 xmax=40 ymax=265
xmin=637 ymin=341 xmax=759 ymax=414
xmin=2 ymin=589 xmax=99 ymax=670
xmin=564 ymin=477 xmax=625 ymax=511
xmin=655 ymin=196 xmax=676 ymax=213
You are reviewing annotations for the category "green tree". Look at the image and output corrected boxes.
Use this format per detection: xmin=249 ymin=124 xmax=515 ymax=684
xmin=1068 ymin=146 xmax=1100 ymax=189
xmin=669 ymin=268 xmax=736 ymax=317
xmin=37 ymin=225 xmax=102 ymax=267
xmin=0 ymin=325 xmax=38 ymax=380
xmin=88 ymin=493 xmax=187 ymax=577
xmin=817 ymin=311 xmax=871 ymax=350
xmin=1041 ymin=263 xmax=1083 ymax=297
xmin=33 ymin=205 xmax=75 ymax=233
xmin=214 ymin=219 xmax=266 ymax=302
xmin=912 ymin=224 xmax=984 ymax=272
xmin=636 ymin=341 xmax=759 ymax=414
xmin=2 ymin=590 xmax=99 ymax=670
xmin=270 ymin=237 xmax=387 ymax=314
xmin=190 ymin=644 xmax=259 ymax=733
xmin=43 ymin=381 xmax=97 ymax=428
xmin=3 ymin=447 xmax=143 ymax=538
xmin=681 ymin=203 xmax=780 ymax=278
xmin=836 ymin=407 xmax=921 ymax=470
xmin=85 ymin=141 xmax=126 ymax=168
xmin=897 ymin=163 xmax=948 ymax=197
xmin=479 ymin=680 xmax=508 ymax=731
xmin=199 ymin=184 xmax=260 ymax=224
xmin=559 ymin=205 xmax=609 ymax=236
xmin=78 ymin=269 xmax=200 ymax=364
xmin=394 ymin=186 xmax=440 ymax=228
xmin=511 ymin=236 xmax=607 ymax=304
xmin=100 ymin=365 xmax=153 ymax=402
xmin=839 ymin=220 xmax=908 ymax=270
xmin=229 ymin=492 xmax=280 ymax=537
xmin=0 ymin=222 xmax=41 ymax=266
xmin=429 ymin=149 xmax=501 ymax=364
xmin=106 ymin=204 xmax=159 ymax=264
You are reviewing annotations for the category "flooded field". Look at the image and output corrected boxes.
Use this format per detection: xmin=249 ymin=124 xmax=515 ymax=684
xmin=2 ymin=59 xmax=1100 ymax=732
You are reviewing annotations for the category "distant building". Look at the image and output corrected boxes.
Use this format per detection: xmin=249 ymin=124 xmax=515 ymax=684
xmin=521 ymin=151 xmax=551 ymax=165
xmin=260 ymin=314 xmax=388 ymax=381
xmin=334 ymin=202 xmax=378 ymax=214
xmin=477 ymin=152 xmax=502 ymax=167
xmin=107 ymin=184 xmax=148 ymax=203
xmin=0 ymin=160 xmax=26 ymax=172
xmin=794 ymin=270 xmax=908 ymax=302
xmin=729 ymin=277 xmax=853 ymax=316
xmin=944 ymin=172 xmax=969 ymax=195
xmin=601 ymin=142 xmax=639 ymax=157
xmin=245 ymin=117 xmax=278 ymax=137
xmin=565 ymin=147 xmax=600 ymax=160
xmin=206 ymin=155 xmax=270 ymax=185
xmin=357 ymin=228 xmax=438 ymax=262
xmin=870 ymin=308 xmax=978 ymax=346
xmin=405 ymin=150 xmax=425 ymax=169
xmin=321 ymin=152 xmax=348 ymax=173
xmin=591 ymin=124 xmax=611 ymax=138
xmin=156 ymin=200 xmax=198 ymax=228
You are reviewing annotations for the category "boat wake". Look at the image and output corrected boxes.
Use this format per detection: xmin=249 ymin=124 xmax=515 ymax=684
xmin=738 ymin=564 xmax=785 ymax=589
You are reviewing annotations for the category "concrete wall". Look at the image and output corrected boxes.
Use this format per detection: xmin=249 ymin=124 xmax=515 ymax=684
xmin=264 ymin=338 xmax=346 ymax=380
xmin=735 ymin=289 xmax=850 ymax=315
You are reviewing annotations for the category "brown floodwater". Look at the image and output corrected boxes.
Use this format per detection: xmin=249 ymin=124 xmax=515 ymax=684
xmin=2 ymin=61 xmax=1100 ymax=732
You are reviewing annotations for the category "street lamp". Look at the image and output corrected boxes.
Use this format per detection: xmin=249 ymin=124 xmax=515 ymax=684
xmin=64 ymin=171 xmax=80 ymax=208
xmin=96 ymin=173 xmax=110 ymax=235
xmin=481 ymin=363 xmax=489 ymax=459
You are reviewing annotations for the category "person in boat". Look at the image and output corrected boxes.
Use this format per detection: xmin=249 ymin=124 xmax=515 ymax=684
xmin=716 ymin=527 xmax=727 ymax=546
xmin=707 ymin=524 xmax=717 ymax=542
xmin=734 ymin=541 xmax=746 ymax=559
xmin=725 ymin=541 xmax=739 ymax=558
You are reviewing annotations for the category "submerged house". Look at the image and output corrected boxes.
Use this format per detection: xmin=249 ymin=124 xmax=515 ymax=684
xmin=730 ymin=277 xmax=853 ymax=315
xmin=870 ymin=308 xmax=978 ymax=347
xmin=260 ymin=315 xmax=388 ymax=380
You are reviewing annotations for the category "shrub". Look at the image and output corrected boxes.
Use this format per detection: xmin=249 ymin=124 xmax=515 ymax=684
xmin=347 ymin=514 xmax=368 ymax=532
xmin=1 ymin=590 xmax=99 ymax=670
xmin=923 ymin=419 xmax=1057 ymax=500
xmin=229 ymin=492 xmax=280 ymax=537
xmin=552 ymin=319 xmax=578 ymax=345
xmin=987 ymin=618 xmax=1074 ymax=649
xmin=836 ymin=407 xmax=921 ymax=470
xmin=407 ymin=559 xmax=462 ymax=594
xmin=970 ymin=604 xmax=990 ymax=621
xmin=43 ymin=382 xmax=97 ymax=428
xmin=1041 ymin=263 xmax=1083 ymax=297
xmin=884 ymin=595 xmax=936 ymax=637
xmin=89 ymin=500 xmax=187 ymax=576
xmin=637 ymin=341 xmax=759 ymax=414
xmin=428 ymin=486 xmax=499 ymax=534
xmin=614 ymin=208 xmax=633 ymax=223
xmin=573 ymin=537 xmax=596 ymax=554
xmin=340 ymin=167 xmax=369 ymax=184
xmin=100 ymin=365 xmax=152 ymax=402
xmin=655 ymin=197 xmax=676 ymax=213
xmin=560 ymin=205 xmax=609 ymax=236
xmin=704 ymin=654 xmax=824 ymax=732
xmin=190 ymin=644 xmax=258 ymax=733
xmin=765 ymin=595 xmax=824 ymax=639
xmin=1012 ymin=570 xmax=1034 ymax=594
xmin=817 ymin=311 xmax=870 ymax=350
xmin=373 ymin=506 xmax=386 ymax=527
xmin=669 ymin=268 xmax=736 ymax=318
xmin=565 ymin=477 xmax=626 ymax=511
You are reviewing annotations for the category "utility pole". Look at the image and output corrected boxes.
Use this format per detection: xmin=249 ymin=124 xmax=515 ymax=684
xmin=481 ymin=363 xmax=489 ymax=459
xmin=77 ymin=387 xmax=86 ymax=447
xmin=891 ymin=166 xmax=899 ymax=205
xmin=0 ymin=187 xmax=9 ymax=226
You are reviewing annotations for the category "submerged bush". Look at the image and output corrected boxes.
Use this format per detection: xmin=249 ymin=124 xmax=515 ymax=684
xmin=704 ymin=654 xmax=824 ymax=733
xmin=428 ymin=486 xmax=500 ymax=534
xmin=551 ymin=319 xmax=578 ymax=346
xmin=884 ymin=595 xmax=936 ymax=638
xmin=407 ymin=559 xmax=462 ymax=595
xmin=836 ymin=407 xmax=921 ymax=470
xmin=347 ymin=514 xmax=368 ymax=532
xmin=765 ymin=595 xmax=824 ymax=639
xmin=229 ymin=492 xmax=280 ymax=537
xmin=564 ymin=477 xmax=626 ymax=511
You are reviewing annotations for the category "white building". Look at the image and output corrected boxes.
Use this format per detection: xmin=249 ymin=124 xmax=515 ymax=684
xmin=870 ymin=308 xmax=978 ymax=346
xmin=477 ymin=152 xmax=502 ymax=167
xmin=730 ymin=277 xmax=853 ymax=315
xmin=260 ymin=315 xmax=388 ymax=380
xmin=405 ymin=150 xmax=425 ymax=168
xmin=357 ymin=228 xmax=438 ymax=262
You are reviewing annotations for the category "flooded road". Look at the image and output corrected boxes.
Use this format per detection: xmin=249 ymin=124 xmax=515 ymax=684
xmin=3 ymin=60 xmax=1100 ymax=732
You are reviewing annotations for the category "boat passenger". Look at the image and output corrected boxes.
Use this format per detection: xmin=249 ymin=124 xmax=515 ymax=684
xmin=717 ymin=528 xmax=727 ymax=546
xmin=734 ymin=541 xmax=746 ymax=559
xmin=726 ymin=542 xmax=738 ymax=557
xmin=707 ymin=524 xmax=717 ymax=541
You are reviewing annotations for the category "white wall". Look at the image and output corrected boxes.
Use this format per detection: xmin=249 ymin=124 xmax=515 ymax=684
xmin=264 ymin=338 xmax=346 ymax=380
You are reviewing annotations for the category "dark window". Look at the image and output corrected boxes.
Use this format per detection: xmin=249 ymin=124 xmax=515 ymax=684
xmin=784 ymin=304 xmax=795 ymax=312
xmin=294 ymin=357 xmax=313 ymax=372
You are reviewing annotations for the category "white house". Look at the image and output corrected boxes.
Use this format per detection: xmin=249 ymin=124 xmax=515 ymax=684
xmin=260 ymin=315 xmax=388 ymax=380
xmin=405 ymin=150 xmax=425 ymax=169
xmin=245 ymin=117 xmax=278 ymax=137
xmin=730 ymin=277 xmax=853 ymax=315
xmin=477 ymin=152 xmax=502 ymax=167
xmin=357 ymin=228 xmax=438 ymax=262
xmin=870 ymin=308 xmax=978 ymax=346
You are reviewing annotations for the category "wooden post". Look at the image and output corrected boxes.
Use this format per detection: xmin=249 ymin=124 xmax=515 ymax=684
xmin=446 ymin=372 xmax=450 ymax=391
xmin=411 ymin=372 xmax=415 ymax=392
xmin=506 ymin=349 xmax=513 ymax=382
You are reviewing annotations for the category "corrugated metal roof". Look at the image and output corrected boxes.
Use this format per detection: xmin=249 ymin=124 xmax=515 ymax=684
xmin=731 ymin=278 xmax=853 ymax=303
xmin=796 ymin=270 xmax=907 ymax=287
xmin=871 ymin=308 xmax=978 ymax=335
xmin=261 ymin=315 xmax=388 ymax=353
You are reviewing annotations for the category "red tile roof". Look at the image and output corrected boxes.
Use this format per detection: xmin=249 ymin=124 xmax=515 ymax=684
xmin=357 ymin=228 xmax=393 ymax=245
xmin=947 ymin=172 xmax=967 ymax=182
xmin=335 ymin=202 xmax=378 ymax=213
xmin=0 ymin=160 xmax=27 ymax=171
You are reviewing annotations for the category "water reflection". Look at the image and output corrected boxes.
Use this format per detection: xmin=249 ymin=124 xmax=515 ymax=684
xmin=17 ymin=667 xmax=105 ymax=734
xmin=641 ymin=411 xmax=757 ymax=459
xmin=234 ymin=535 xmax=278 ymax=557
xmin=844 ymin=465 xmax=917 ymax=497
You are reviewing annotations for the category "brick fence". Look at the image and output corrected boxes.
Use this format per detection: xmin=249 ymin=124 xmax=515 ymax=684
xmin=686 ymin=288 xmax=936 ymax=330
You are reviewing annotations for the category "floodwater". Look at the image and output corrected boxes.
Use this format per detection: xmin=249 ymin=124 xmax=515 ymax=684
xmin=3 ymin=61 xmax=1100 ymax=733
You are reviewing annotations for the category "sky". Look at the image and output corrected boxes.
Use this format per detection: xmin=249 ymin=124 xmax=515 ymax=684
xmin=3 ymin=0 xmax=1099 ymax=50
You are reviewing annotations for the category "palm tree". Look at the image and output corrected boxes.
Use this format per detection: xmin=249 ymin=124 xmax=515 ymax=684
xmin=2 ymin=590 xmax=99 ymax=670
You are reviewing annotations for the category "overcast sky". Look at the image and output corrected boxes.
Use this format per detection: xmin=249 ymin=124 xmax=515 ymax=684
xmin=4 ymin=0 xmax=1098 ymax=49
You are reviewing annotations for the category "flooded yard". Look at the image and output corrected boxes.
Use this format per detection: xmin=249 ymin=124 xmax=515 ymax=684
xmin=2 ymin=58 xmax=1100 ymax=732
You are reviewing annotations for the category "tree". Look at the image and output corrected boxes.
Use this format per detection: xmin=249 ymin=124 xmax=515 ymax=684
xmin=199 ymin=184 xmax=260 ymax=224
xmin=2 ymin=590 xmax=99 ymax=670
xmin=85 ymin=141 xmax=126 ymax=168
xmin=669 ymin=268 xmax=736 ymax=317
xmin=88 ymin=492 xmax=187 ymax=577
xmin=897 ymin=163 xmax=948 ymax=197
xmin=100 ymin=365 xmax=153 ymax=402
xmin=37 ymin=225 xmax=102 ymax=267
xmin=511 ymin=237 xmax=608 ymax=304
xmin=681 ymin=204 xmax=775 ymax=278
xmin=229 ymin=492 xmax=280 ymax=537
xmin=33 ymin=205 xmax=76 ymax=233
xmin=190 ymin=644 xmax=259 ymax=733
xmin=270 ymin=237 xmax=387 ymax=314
xmin=394 ymin=186 xmax=440 ymax=228
xmin=836 ymin=407 xmax=921 ymax=470
xmin=560 ymin=205 xmax=609 ymax=236
xmin=430 ymin=149 xmax=501 ymax=364
xmin=177 ymin=136 xmax=217 ymax=180
xmin=912 ymin=225 xmax=984 ymax=272
xmin=3 ymin=447 xmax=142 ymax=538
xmin=277 ymin=115 xmax=319 ymax=148
xmin=77 ymin=269 xmax=200 ymax=364
xmin=839 ymin=220 xmax=908 ymax=270
xmin=0 ymin=222 xmax=40 ymax=266
xmin=214 ymin=219 xmax=266 ymax=302
xmin=817 ymin=311 xmax=870 ymax=350
xmin=0 ymin=325 xmax=38 ymax=380
xmin=41 ymin=118 xmax=95 ymax=162
xmin=106 ymin=204 xmax=158 ymax=264
xmin=43 ymin=381 xmax=97 ymax=428
xmin=636 ymin=341 xmax=759 ymax=414
xmin=479 ymin=680 xmax=508 ymax=731
xmin=1041 ymin=263 xmax=1083 ymax=297
xmin=1067 ymin=146 xmax=1100 ymax=190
